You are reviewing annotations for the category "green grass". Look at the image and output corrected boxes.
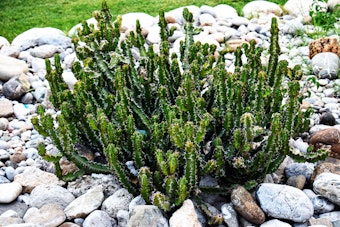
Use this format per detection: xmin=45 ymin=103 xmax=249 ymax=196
xmin=0 ymin=0 xmax=287 ymax=42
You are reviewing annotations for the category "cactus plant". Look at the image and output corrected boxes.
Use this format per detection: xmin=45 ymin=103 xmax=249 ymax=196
xmin=31 ymin=1 xmax=329 ymax=213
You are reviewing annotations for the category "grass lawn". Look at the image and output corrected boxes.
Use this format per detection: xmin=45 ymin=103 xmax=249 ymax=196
xmin=0 ymin=0 xmax=287 ymax=42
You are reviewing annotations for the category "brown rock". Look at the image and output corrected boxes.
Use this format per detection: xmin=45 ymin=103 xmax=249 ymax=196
xmin=10 ymin=152 xmax=26 ymax=164
xmin=286 ymin=175 xmax=306 ymax=189
xmin=14 ymin=166 xmax=64 ymax=193
xmin=231 ymin=186 xmax=265 ymax=225
xmin=226 ymin=40 xmax=249 ymax=52
xmin=311 ymin=162 xmax=337 ymax=183
xmin=59 ymin=222 xmax=81 ymax=227
xmin=330 ymin=143 xmax=340 ymax=159
xmin=309 ymin=37 xmax=340 ymax=59
xmin=309 ymin=128 xmax=340 ymax=145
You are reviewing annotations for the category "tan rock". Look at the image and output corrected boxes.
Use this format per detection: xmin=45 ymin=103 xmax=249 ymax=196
xmin=309 ymin=217 xmax=333 ymax=227
xmin=14 ymin=166 xmax=64 ymax=193
xmin=169 ymin=199 xmax=202 ymax=227
xmin=311 ymin=162 xmax=337 ymax=183
xmin=10 ymin=151 xmax=27 ymax=164
xmin=309 ymin=37 xmax=340 ymax=59
xmin=226 ymin=40 xmax=249 ymax=52
xmin=231 ymin=186 xmax=265 ymax=225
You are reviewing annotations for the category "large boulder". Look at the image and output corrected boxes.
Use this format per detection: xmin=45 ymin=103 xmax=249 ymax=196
xmin=284 ymin=0 xmax=313 ymax=18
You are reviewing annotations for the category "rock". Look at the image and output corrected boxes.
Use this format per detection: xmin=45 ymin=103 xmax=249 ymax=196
xmin=23 ymin=203 xmax=66 ymax=226
xmin=64 ymin=185 xmax=104 ymax=219
xmin=83 ymin=210 xmax=116 ymax=227
xmin=304 ymin=189 xmax=335 ymax=214
xmin=0 ymin=36 xmax=10 ymax=48
xmin=214 ymin=4 xmax=238 ymax=19
xmin=169 ymin=199 xmax=202 ymax=227
xmin=0 ymin=201 xmax=29 ymax=218
xmin=66 ymin=173 xmax=121 ymax=198
xmin=68 ymin=17 xmax=98 ymax=37
xmin=320 ymin=112 xmax=337 ymax=126
xmin=313 ymin=172 xmax=340 ymax=206
xmin=10 ymin=151 xmax=26 ymax=163
xmin=128 ymin=205 xmax=169 ymax=227
xmin=284 ymin=162 xmax=315 ymax=182
xmin=330 ymin=144 xmax=340 ymax=159
xmin=0 ymin=45 xmax=20 ymax=58
xmin=3 ymin=74 xmax=30 ymax=100
xmin=310 ymin=127 xmax=340 ymax=145
xmin=311 ymin=162 xmax=337 ymax=183
xmin=0 ymin=98 xmax=14 ymax=117
xmin=199 ymin=13 xmax=216 ymax=26
xmin=312 ymin=52 xmax=340 ymax=79
xmin=101 ymin=188 xmax=133 ymax=218
xmin=117 ymin=210 xmax=129 ymax=227
xmin=260 ymin=219 xmax=292 ymax=227
xmin=221 ymin=203 xmax=239 ymax=227
xmin=309 ymin=37 xmax=340 ymax=59
xmin=62 ymin=71 xmax=77 ymax=90
xmin=11 ymin=27 xmax=67 ymax=51
xmin=242 ymin=1 xmax=283 ymax=18
xmin=13 ymin=103 xmax=34 ymax=120
xmin=284 ymin=0 xmax=313 ymax=18
xmin=29 ymin=44 xmax=62 ymax=59
xmin=0 ymin=182 xmax=22 ymax=203
xmin=0 ymin=55 xmax=28 ymax=82
xmin=286 ymin=175 xmax=306 ymax=189
xmin=29 ymin=184 xmax=75 ymax=209
xmin=59 ymin=222 xmax=81 ymax=227
xmin=14 ymin=166 xmax=63 ymax=193
xmin=129 ymin=195 xmax=146 ymax=212
xmin=231 ymin=186 xmax=265 ymax=225
xmin=319 ymin=211 xmax=340 ymax=222
xmin=226 ymin=39 xmax=249 ymax=52
xmin=256 ymin=183 xmax=314 ymax=222
xmin=309 ymin=217 xmax=333 ymax=227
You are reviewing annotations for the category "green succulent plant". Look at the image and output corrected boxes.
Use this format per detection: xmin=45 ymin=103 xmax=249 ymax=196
xmin=31 ymin=1 xmax=328 ymax=216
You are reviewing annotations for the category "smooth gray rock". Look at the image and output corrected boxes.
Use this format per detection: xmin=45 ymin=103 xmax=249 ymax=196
xmin=29 ymin=44 xmax=63 ymax=59
xmin=284 ymin=162 xmax=315 ymax=181
xmin=101 ymin=188 xmax=133 ymax=218
xmin=0 ymin=201 xmax=29 ymax=218
xmin=256 ymin=183 xmax=313 ymax=222
xmin=0 ymin=55 xmax=28 ymax=82
xmin=3 ymin=74 xmax=30 ymax=100
xmin=83 ymin=210 xmax=116 ymax=227
xmin=312 ymin=52 xmax=340 ymax=79
xmin=29 ymin=184 xmax=75 ymax=209
xmin=128 ymin=205 xmax=169 ymax=227
xmin=221 ymin=203 xmax=239 ymax=227
xmin=303 ymin=189 xmax=335 ymax=214
xmin=313 ymin=172 xmax=340 ymax=206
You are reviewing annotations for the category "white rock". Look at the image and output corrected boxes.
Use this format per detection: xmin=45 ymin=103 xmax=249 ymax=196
xmin=284 ymin=0 xmax=313 ymax=18
xmin=64 ymin=185 xmax=104 ymax=219
xmin=242 ymin=1 xmax=283 ymax=18
xmin=199 ymin=13 xmax=216 ymax=26
xmin=328 ymin=0 xmax=340 ymax=9
xmin=256 ymin=183 xmax=313 ymax=222
xmin=0 ymin=55 xmax=28 ymax=81
xmin=83 ymin=210 xmax=116 ymax=227
xmin=29 ymin=44 xmax=62 ymax=59
xmin=11 ymin=27 xmax=66 ymax=51
xmin=169 ymin=199 xmax=202 ymax=227
xmin=0 ymin=36 xmax=10 ymax=48
xmin=121 ymin=12 xmax=156 ymax=31
xmin=221 ymin=203 xmax=239 ymax=227
xmin=260 ymin=219 xmax=292 ymax=227
xmin=62 ymin=71 xmax=77 ymax=90
xmin=23 ymin=203 xmax=66 ymax=226
xmin=313 ymin=173 xmax=340 ymax=206
xmin=68 ymin=17 xmax=98 ymax=37
xmin=0 ymin=182 xmax=22 ymax=203
xmin=214 ymin=4 xmax=238 ymax=19
xmin=101 ymin=188 xmax=133 ymax=218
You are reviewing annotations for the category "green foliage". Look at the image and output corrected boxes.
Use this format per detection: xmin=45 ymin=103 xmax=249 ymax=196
xmin=310 ymin=0 xmax=339 ymax=31
xmin=31 ymin=2 xmax=328 ymax=212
